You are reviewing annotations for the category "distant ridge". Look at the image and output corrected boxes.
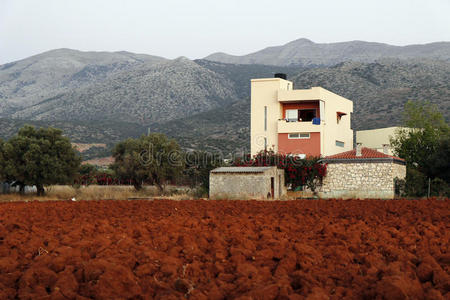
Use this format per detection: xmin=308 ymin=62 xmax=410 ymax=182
xmin=0 ymin=41 xmax=449 ymax=157
xmin=204 ymin=38 xmax=450 ymax=66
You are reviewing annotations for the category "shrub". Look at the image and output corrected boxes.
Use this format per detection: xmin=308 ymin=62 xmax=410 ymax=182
xmin=233 ymin=150 xmax=327 ymax=192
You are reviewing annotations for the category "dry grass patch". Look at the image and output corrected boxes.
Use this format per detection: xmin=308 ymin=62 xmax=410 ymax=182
xmin=0 ymin=185 xmax=194 ymax=202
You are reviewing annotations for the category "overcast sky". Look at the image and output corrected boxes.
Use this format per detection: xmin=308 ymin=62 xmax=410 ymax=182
xmin=1 ymin=0 xmax=449 ymax=64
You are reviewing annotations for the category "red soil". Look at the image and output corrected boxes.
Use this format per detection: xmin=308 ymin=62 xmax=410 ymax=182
xmin=0 ymin=199 xmax=448 ymax=299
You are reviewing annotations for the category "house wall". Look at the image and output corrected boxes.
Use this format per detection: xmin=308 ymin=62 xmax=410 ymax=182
xmin=318 ymin=88 xmax=353 ymax=156
xmin=209 ymin=168 xmax=286 ymax=200
xmin=251 ymin=80 xmax=353 ymax=157
xmin=251 ymin=78 xmax=290 ymax=155
xmin=278 ymin=132 xmax=320 ymax=156
xmin=356 ymin=127 xmax=409 ymax=155
xmin=319 ymin=161 xmax=406 ymax=199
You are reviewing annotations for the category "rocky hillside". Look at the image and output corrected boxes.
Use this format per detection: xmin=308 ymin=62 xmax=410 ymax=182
xmin=292 ymin=59 xmax=450 ymax=130
xmin=0 ymin=43 xmax=449 ymax=158
xmin=1 ymin=50 xmax=238 ymax=124
xmin=9 ymin=58 xmax=238 ymax=123
xmin=153 ymin=59 xmax=450 ymax=152
xmin=0 ymin=49 xmax=166 ymax=117
xmin=204 ymin=38 xmax=450 ymax=66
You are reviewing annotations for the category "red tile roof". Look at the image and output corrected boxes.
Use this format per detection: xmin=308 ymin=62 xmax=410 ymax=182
xmin=324 ymin=147 xmax=404 ymax=161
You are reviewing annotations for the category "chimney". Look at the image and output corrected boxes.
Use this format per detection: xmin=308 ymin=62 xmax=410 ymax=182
xmin=274 ymin=73 xmax=287 ymax=80
xmin=382 ymin=144 xmax=389 ymax=154
xmin=356 ymin=143 xmax=362 ymax=157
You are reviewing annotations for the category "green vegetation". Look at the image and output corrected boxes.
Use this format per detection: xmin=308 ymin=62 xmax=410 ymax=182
xmin=391 ymin=101 xmax=449 ymax=197
xmin=112 ymin=133 xmax=184 ymax=192
xmin=77 ymin=163 xmax=99 ymax=186
xmin=233 ymin=150 xmax=327 ymax=193
xmin=0 ymin=125 xmax=81 ymax=195
xmin=184 ymin=151 xmax=225 ymax=196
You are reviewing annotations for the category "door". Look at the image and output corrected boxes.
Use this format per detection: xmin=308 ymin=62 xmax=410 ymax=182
xmin=279 ymin=175 xmax=282 ymax=197
xmin=270 ymin=177 xmax=274 ymax=199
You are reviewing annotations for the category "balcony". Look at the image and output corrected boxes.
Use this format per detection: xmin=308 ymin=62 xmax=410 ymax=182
xmin=277 ymin=119 xmax=323 ymax=134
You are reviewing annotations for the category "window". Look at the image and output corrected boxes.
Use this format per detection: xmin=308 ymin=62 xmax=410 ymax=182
xmin=299 ymin=109 xmax=316 ymax=122
xmin=286 ymin=109 xmax=298 ymax=122
xmin=264 ymin=106 xmax=267 ymax=131
xmin=336 ymin=140 xmax=345 ymax=147
xmin=288 ymin=133 xmax=310 ymax=139
xmin=336 ymin=112 xmax=347 ymax=124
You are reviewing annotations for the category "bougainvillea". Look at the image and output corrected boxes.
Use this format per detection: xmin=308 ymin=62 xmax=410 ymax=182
xmin=75 ymin=172 xmax=137 ymax=186
xmin=233 ymin=150 xmax=327 ymax=192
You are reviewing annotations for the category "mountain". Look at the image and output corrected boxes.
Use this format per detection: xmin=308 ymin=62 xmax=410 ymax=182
xmin=8 ymin=57 xmax=238 ymax=123
xmin=152 ymin=59 xmax=450 ymax=152
xmin=204 ymin=38 xmax=450 ymax=66
xmin=291 ymin=59 xmax=450 ymax=130
xmin=0 ymin=48 xmax=167 ymax=117
xmin=0 ymin=43 xmax=449 ymax=160
xmin=151 ymin=100 xmax=249 ymax=153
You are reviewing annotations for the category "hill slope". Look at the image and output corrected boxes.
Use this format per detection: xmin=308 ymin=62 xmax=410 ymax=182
xmin=205 ymin=38 xmax=450 ymax=66
xmin=0 ymin=49 xmax=167 ymax=117
xmin=153 ymin=59 xmax=450 ymax=152
xmin=9 ymin=57 xmax=238 ymax=123
xmin=0 ymin=47 xmax=449 ymax=158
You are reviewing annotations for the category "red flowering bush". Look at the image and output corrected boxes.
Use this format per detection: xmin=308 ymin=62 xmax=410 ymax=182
xmin=233 ymin=150 xmax=327 ymax=192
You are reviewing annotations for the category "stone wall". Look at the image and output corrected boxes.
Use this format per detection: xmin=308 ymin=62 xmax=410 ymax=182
xmin=319 ymin=161 xmax=406 ymax=199
xmin=209 ymin=168 xmax=285 ymax=200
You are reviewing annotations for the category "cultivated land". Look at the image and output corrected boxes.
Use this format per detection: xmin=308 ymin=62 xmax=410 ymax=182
xmin=0 ymin=199 xmax=449 ymax=299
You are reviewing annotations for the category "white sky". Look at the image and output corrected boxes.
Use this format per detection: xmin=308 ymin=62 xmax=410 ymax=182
xmin=1 ymin=0 xmax=449 ymax=64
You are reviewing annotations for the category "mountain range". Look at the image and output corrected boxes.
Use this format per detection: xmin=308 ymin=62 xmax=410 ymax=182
xmin=0 ymin=39 xmax=449 ymax=159
xmin=205 ymin=38 xmax=450 ymax=66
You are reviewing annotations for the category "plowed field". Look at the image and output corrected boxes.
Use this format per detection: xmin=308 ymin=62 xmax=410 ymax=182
xmin=0 ymin=199 xmax=449 ymax=299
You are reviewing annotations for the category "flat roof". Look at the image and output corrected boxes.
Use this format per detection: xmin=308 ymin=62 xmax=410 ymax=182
xmin=211 ymin=166 xmax=275 ymax=173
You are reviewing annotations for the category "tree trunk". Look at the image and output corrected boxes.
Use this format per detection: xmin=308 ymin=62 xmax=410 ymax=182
xmin=133 ymin=182 xmax=142 ymax=191
xmin=156 ymin=181 xmax=164 ymax=194
xmin=36 ymin=184 xmax=45 ymax=196
xmin=19 ymin=184 xmax=25 ymax=195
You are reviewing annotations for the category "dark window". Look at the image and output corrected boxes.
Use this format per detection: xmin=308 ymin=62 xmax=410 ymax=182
xmin=299 ymin=109 xmax=316 ymax=122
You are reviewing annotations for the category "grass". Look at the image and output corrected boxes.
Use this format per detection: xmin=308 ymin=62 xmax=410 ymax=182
xmin=0 ymin=185 xmax=196 ymax=202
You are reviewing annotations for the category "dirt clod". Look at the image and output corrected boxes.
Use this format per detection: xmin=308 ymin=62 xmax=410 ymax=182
xmin=0 ymin=198 xmax=448 ymax=299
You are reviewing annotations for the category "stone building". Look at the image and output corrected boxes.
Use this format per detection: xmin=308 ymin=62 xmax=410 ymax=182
xmin=319 ymin=145 xmax=406 ymax=199
xmin=209 ymin=166 xmax=286 ymax=200
xmin=0 ymin=182 xmax=10 ymax=194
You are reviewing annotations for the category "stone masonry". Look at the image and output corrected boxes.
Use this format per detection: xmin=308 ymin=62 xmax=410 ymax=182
xmin=209 ymin=167 xmax=286 ymax=200
xmin=319 ymin=161 xmax=406 ymax=199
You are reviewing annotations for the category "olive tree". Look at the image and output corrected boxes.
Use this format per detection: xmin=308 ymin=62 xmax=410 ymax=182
xmin=3 ymin=125 xmax=81 ymax=196
xmin=391 ymin=101 xmax=449 ymax=196
xmin=112 ymin=133 xmax=184 ymax=192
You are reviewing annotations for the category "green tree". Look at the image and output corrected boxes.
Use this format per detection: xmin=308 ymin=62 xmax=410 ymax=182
xmin=391 ymin=101 xmax=449 ymax=196
xmin=112 ymin=133 xmax=184 ymax=192
xmin=2 ymin=125 xmax=81 ymax=196
xmin=184 ymin=151 xmax=224 ymax=193
xmin=233 ymin=150 xmax=327 ymax=194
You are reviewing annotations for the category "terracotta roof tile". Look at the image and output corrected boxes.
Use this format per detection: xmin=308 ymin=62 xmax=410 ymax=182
xmin=324 ymin=147 xmax=404 ymax=161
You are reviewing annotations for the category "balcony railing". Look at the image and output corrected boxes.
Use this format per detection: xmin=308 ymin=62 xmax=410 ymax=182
xmin=277 ymin=119 xmax=323 ymax=134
